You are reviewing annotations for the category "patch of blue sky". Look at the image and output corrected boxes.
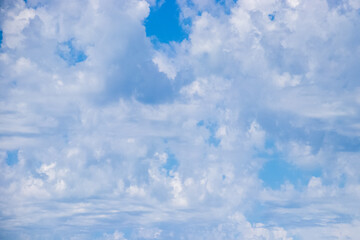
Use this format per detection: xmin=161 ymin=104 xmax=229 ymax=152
xmin=215 ymin=0 xmax=238 ymax=6
xmin=144 ymin=0 xmax=187 ymax=43
xmin=197 ymin=120 xmax=221 ymax=147
xmin=6 ymin=149 xmax=18 ymax=166
xmin=338 ymin=174 xmax=346 ymax=188
xmin=215 ymin=0 xmax=238 ymax=14
xmin=244 ymin=203 xmax=290 ymax=230
xmin=326 ymin=0 xmax=343 ymax=9
xmin=257 ymin=140 xmax=321 ymax=189
xmin=0 ymin=30 xmax=2 ymax=48
xmin=162 ymin=151 xmax=179 ymax=175
xmin=259 ymin=158 xmax=322 ymax=190
xmin=57 ymin=40 xmax=87 ymax=66
xmin=204 ymin=121 xmax=221 ymax=147
xmin=268 ymin=13 xmax=275 ymax=21
xmin=208 ymin=134 xmax=220 ymax=147
xmin=325 ymin=132 xmax=360 ymax=152
xmin=197 ymin=120 xmax=205 ymax=127
xmin=257 ymin=113 xmax=326 ymax=154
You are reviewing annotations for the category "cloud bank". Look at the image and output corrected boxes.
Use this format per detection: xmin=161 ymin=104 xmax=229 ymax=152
xmin=1 ymin=0 xmax=360 ymax=239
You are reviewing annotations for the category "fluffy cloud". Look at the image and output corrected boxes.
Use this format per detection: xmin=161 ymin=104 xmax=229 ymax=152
xmin=1 ymin=0 xmax=360 ymax=239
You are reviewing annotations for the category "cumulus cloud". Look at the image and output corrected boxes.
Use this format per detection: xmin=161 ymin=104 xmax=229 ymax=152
xmin=1 ymin=0 xmax=360 ymax=239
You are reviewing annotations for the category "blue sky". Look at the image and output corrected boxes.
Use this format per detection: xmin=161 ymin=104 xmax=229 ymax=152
xmin=1 ymin=0 xmax=360 ymax=239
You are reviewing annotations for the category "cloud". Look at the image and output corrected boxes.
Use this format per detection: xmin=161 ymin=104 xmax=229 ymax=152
xmin=1 ymin=0 xmax=360 ymax=239
xmin=152 ymin=52 xmax=177 ymax=80
xmin=103 ymin=231 xmax=127 ymax=240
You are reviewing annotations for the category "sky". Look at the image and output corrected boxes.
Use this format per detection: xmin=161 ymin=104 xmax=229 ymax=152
xmin=0 ymin=0 xmax=360 ymax=239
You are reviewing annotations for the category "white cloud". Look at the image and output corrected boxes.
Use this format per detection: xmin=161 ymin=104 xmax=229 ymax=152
xmin=126 ymin=185 xmax=146 ymax=197
xmin=1 ymin=0 xmax=360 ymax=238
xmin=2 ymin=7 xmax=36 ymax=48
xmin=273 ymin=72 xmax=301 ymax=88
xmin=287 ymin=0 xmax=300 ymax=8
xmin=247 ymin=121 xmax=266 ymax=148
xmin=286 ymin=141 xmax=325 ymax=168
xmin=230 ymin=7 xmax=252 ymax=37
xmin=152 ymin=53 xmax=177 ymax=80
xmin=103 ymin=230 xmax=127 ymax=240
xmin=190 ymin=12 xmax=224 ymax=55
